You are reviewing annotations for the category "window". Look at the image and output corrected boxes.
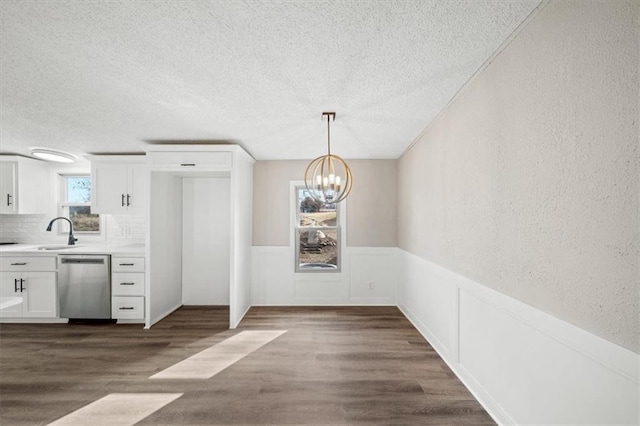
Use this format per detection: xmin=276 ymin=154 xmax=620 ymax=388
xmin=294 ymin=185 xmax=341 ymax=272
xmin=59 ymin=175 xmax=100 ymax=234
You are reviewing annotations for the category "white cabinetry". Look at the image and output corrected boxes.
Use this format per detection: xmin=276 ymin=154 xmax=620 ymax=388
xmin=111 ymin=256 xmax=145 ymax=321
xmin=0 ymin=256 xmax=57 ymax=318
xmin=148 ymin=151 xmax=232 ymax=170
xmin=91 ymin=157 xmax=146 ymax=214
xmin=0 ymin=156 xmax=49 ymax=214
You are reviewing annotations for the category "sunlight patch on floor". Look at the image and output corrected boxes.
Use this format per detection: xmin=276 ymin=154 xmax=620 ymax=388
xmin=150 ymin=330 xmax=288 ymax=380
xmin=47 ymin=393 xmax=183 ymax=426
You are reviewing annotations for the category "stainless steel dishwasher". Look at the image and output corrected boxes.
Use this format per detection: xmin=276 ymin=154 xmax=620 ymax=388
xmin=59 ymin=255 xmax=111 ymax=319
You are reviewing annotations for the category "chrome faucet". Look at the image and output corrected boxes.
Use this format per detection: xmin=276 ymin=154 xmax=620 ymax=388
xmin=46 ymin=217 xmax=78 ymax=245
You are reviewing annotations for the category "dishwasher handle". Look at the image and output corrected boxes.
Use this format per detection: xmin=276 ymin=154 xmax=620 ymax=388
xmin=61 ymin=258 xmax=105 ymax=264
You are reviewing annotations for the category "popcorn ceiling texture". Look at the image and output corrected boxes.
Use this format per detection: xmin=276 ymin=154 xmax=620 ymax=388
xmin=398 ymin=0 xmax=639 ymax=352
xmin=0 ymin=0 xmax=540 ymax=160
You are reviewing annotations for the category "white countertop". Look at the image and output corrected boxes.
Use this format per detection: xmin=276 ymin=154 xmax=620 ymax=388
xmin=0 ymin=244 xmax=145 ymax=256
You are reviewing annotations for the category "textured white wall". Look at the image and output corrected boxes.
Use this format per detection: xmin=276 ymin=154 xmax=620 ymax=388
xmin=398 ymin=0 xmax=639 ymax=352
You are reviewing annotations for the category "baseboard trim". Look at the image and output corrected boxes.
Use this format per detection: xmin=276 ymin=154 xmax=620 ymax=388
xmin=231 ymin=304 xmax=252 ymax=329
xmin=148 ymin=303 xmax=182 ymax=328
xmin=0 ymin=318 xmax=68 ymax=324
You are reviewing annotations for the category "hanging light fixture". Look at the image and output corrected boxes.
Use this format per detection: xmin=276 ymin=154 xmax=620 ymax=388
xmin=304 ymin=112 xmax=353 ymax=205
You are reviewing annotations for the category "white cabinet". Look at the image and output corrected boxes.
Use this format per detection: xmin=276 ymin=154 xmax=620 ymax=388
xmin=0 ymin=256 xmax=57 ymax=318
xmin=0 ymin=157 xmax=49 ymax=214
xmin=0 ymin=162 xmax=15 ymax=214
xmin=91 ymin=157 xmax=146 ymax=214
xmin=111 ymin=256 xmax=145 ymax=321
xmin=148 ymin=151 xmax=232 ymax=170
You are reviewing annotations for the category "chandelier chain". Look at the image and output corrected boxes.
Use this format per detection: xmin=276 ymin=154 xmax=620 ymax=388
xmin=327 ymin=114 xmax=331 ymax=156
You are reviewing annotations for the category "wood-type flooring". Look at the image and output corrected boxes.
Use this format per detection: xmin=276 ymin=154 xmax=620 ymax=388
xmin=0 ymin=306 xmax=495 ymax=425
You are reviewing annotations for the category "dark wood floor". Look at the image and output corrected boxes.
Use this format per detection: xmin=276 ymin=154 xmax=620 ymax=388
xmin=0 ymin=306 xmax=494 ymax=425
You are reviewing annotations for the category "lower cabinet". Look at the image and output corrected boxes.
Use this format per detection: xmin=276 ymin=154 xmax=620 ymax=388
xmin=111 ymin=257 xmax=145 ymax=321
xmin=112 ymin=296 xmax=144 ymax=319
xmin=0 ymin=271 xmax=57 ymax=318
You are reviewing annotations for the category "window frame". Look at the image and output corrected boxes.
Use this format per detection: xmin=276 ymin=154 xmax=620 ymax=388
xmin=291 ymin=182 xmax=345 ymax=274
xmin=58 ymin=173 xmax=104 ymax=238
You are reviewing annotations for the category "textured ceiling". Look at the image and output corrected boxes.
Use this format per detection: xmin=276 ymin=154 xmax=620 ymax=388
xmin=0 ymin=0 xmax=541 ymax=161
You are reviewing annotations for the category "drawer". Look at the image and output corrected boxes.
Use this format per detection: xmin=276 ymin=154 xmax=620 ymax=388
xmin=0 ymin=256 xmax=56 ymax=271
xmin=112 ymin=296 xmax=144 ymax=320
xmin=148 ymin=151 xmax=232 ymax=169
xmin=111 ymin=272 xmax=144 ymax=296
xmin=112 ymin=257 xmax=145 ymax=273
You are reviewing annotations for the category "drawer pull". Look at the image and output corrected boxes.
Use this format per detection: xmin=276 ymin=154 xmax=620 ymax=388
xmin=120 ymin=282 xmax=135 ymax=286
xmin=119 ymin=263 xmax=135 ymax=266
xmin=10 ymin=262 xmax=27 ymax=266
xmin=119 ymin=307 xmax=135 ymax=310
xmin=180 ymin=163 xmax=196 ymax=167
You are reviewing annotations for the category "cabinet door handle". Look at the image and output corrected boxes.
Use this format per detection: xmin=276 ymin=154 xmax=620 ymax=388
xmin=14 ymin=278 xmax=18 ymax=293
xmin=119 ymin=307 xmax=134 ymax=310
xmin=120 ymin=282 xmax=135 ymax=286
xmin=126 ymin=194 xmax=131 ymax=206
xmin=121 ymin=194 xmax=125 ymax=206
xmin=19 ymin=278 xmax=25 ymax=292
xmin=6 ymin=194 xmax=12 ymax=206
xmin=180 ymin=163 xmax=195 ymax=167
xmin=10 ymin=262 xmax=27 ymax=266
xmin=119 ymin=263 xmax=135 ymax=266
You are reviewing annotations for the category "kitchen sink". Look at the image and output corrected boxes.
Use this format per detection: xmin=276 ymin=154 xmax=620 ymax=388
xmin=36 ymin=245 xmax=84 ymax=251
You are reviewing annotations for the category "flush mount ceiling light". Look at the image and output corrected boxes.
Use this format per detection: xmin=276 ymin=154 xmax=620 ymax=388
xmin=304 ymin=112 xmax=353 ymax=205
xmin=30 ymin=148 xmax=76 ymax=163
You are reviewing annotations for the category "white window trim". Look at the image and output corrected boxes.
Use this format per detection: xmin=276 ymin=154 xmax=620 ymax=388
xmin=58 ymin=174 xmax=106 ymax=242
xmin=290 ymin=180 xmax=347 ymax=274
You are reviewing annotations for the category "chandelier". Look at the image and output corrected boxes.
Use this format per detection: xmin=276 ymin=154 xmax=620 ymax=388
xmin=304 ymin=112 xmax=353 ymax=205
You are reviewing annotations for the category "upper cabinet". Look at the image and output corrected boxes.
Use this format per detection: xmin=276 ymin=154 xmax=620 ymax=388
xmin=147 ymin=151 xmax=232 ymax=170
xmin=90 ymin=156 xmax=147 ymax=215
xmin=0 ymin=156 xmax=49 ymax=215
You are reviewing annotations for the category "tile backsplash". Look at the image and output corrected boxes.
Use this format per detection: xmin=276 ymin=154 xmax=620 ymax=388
xmin=0 ymin=214 xmax=146 ymax=245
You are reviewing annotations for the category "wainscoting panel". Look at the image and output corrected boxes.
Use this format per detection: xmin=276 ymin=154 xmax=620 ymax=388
xmin=398 ymin=249 xmax=639 ymax=425
xmin=251 ymin=246 xmax=397 ymax=306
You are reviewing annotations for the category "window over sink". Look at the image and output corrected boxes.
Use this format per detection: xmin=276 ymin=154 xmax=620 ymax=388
xmin=59 ymin=175 xmax=102 ymax=235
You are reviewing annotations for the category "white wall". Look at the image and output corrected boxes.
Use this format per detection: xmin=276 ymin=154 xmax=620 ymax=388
xmin=251 ymin=159 xmax=399 ymax=306
xmin=252 ymin=246 xmax=397 ymax=306
xmin=148 ymin=172 xmax=183 ymax=326
xmin=229 ymin=151 xmax=254 ymax=328
xmin=182 ymin=177 xmax=230 ymax=305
